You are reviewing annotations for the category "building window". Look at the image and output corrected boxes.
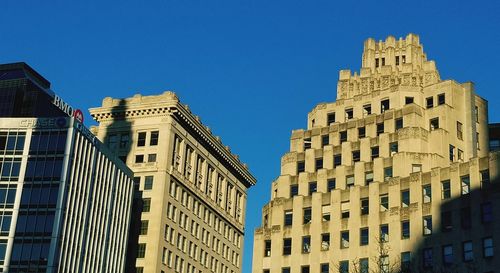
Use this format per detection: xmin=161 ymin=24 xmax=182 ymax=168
xmin=363 ymin=104 xmax=372 ymax=116
xmin=438 ymin=93 xmax=445 ymax=105
xmin=461 ymin=175 xmax=470 ymax=195
xmin=449 ymin=144 xmax=455 ymax=161
xmin=144 ymin=176 xmax=154 ymax=190
xmin=150 ymin=131 xmax=159 ymax=146
xmin=395 ymin=118 xmax=403 ymax=130
xmin=380 ymin=255 xmax=389 ymax=273
xmin=345 ymin=108 xmax=354 ymax=120
xmin=148 ymin=153 xmax=157 ymax=163
xmin=481 ymin=202 xmax=493 ymax=223
xmin=140 ymin=220 xmax=149 ymax=235
xmin=142 ymin=198 xmax=151 ymax=212
xmin=341 ymin=201 xmax=350 ymax=219
xmin=423 ymin=248 xmax=433 ymax=269
xmin=137 ymin=132 xmax=147 ymax=147
xmin=264 ymin=240 xmax=271 ymax=257
xmin=358 ymin=127 xmax=366 ymax=138
xmin=135 ymin=154 xmax=144 ymax=163
xmin=461 ymin=207 xmax=471 ymax=229
xmin=441 ymin=180 xmax=451 ymax=199
xmin=340 ymin=131 xmax=347 ymax=143
xmin=303 ymin=207 xmax=312 ymax=224
xmin=361 ymin=198 xmax=369 ymax=215
xmin=401 ymin=221 xmax=410 ymax=239
xmin=327 ymin=112 xmax=336 ymax=125
xmin=339 ymin=260 xmax=349 ymax=273
xmin=321 ymin=233 xmax=330 ymax=250
xmin=334 ymin=154 xmax=342 ymax=167
xmin=426 ymin=97 xmax=434 ymax=108
xmin=375 ymin=58 xmax=379 ymax=68
xmin=341 ymin=231 xmax=349 ymax=248
xmin=322 ymin=135 xmax=329 ymax=147
xmin=389 ymin=142 xmax=398 ymax=154
xmin=396 ymin=56 xmax=400 ymax=65
xmin=463 ymin=241 xmax=473 ymax=262
xmin=315 ymin=158 xmax=323 ymax=171
xmin=380 ymin=224 xmax=389 ymax=242
xmin=365 ymin=172 xmax=374 ymax=184
xmin=377 ymin=122 xmax=384 ymax=136
xmin=443 ymin=245 xmax=453 ymax=266
xmin=322 ymin=206 xmax=331 ymax=222
xmin=422 ymin=185 xmax=431 ymax=203
xmin=384 ymin=167 xmax=393 ymax=181
xmin=302 ymin=236 xmax=311 ymax=253
xmin=480 ymin=170 xmax=490 ymax=189
xmin=320 ymin=263 xmax=329 ymax=273
xmin=430 ymin=118 xmax=439 ymax=130
xmin=477 ymin=132 xmax=480 ymax=150
xmin=297 ymin=161 xmax=305 ymax=173
xmin=401 ymin=252 xmax=411 ymax=272
xmin=352 ymin=150 xmax=360 ymax=162
xmin=405 ymin=96 xmax=414 ymax=104
xmin=327 ymin=179 xmax=336 ymax=191
xmin=371 ymin=146 xmax=379 ymax=160
xmin=401 ymin=190 xmax=410 ymax=207
xmin=304 ymin=138 xmax=311 ymax=149
xmin=290 ymin=184 xmax=298 ymax=198
xmin=301 ymin=266 xmax=310 ymax=273
xmin=284 ymin=211 xmax=293 ymax=226
xmin=136 ymin=267 xmax=144 ymax=273
xmin=457 ymin=122 xmax=463 ymax=140
xmin=483 ymin=237 xmax=494 ymax=258
xmin=360 ymin=258 xmax=369 ymax=273
xmin=282 ymin=268 xmax=291 ymax=273
xmin=381 ymin=57 xmax=385 ymax=66
xmin=380 ymin=194 xmax=389 ymax=211
xmin=283 ymin=238 xmax=292 ymax=255
xmin=360 ymin=228 xmax=369 ymax=246
xmin=423 ymin=216 xmax=432 ymax=235
xmin=308 ymin=182 xmax=317 ymax=195
xmin=412 ymin=164 xmax=422 ymax=173
xmin=137 ymin=243 xmax=146 ymax=258
xmin=346 ymin=175 xmax=355 ymax=188
xmin=402 ymin=55 xmax=406 ymax=63
xmin=381 ymin=99 xmax=390 ymax=113
xmin=458 ymin=149 xmax=463 ymax=161
xmin=475 ymin=106 xmax=479 ymax=122
xmin=441 ymin=211 xmax=452 ymax=232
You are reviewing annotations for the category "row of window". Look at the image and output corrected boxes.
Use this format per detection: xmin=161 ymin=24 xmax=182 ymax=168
xmin=326 ymin=99 xmax=391 ymax=126
xmin=375 ymin=55 xmax=407 ymax=68
xmin=0 ymin=131 xmax=25 ymax=155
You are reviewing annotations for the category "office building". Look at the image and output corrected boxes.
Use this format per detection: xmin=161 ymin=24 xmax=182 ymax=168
xmin=89 ymin=92 xmax=257 ymax=273
xmin=0 ymin=63 xmax=134 ymax=273
xmin=252 ymin=34 xmax=500 ymax=273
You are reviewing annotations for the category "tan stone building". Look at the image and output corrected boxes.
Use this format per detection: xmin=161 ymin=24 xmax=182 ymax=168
xmin=252 ymin=34 xmax=500 ymax=273
xmin=89 ymin=92 xmax=256 ymax=273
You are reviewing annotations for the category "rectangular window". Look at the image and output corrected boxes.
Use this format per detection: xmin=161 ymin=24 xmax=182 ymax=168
xmin=377 ymin=122 xmax=384 ymax=136
xmin=423 ymin=248 xmax=433 ymax=268
xmin=363 ymin=104 xmax=372 ymax=116
xmin=481 ymin=170 xmax=490 ymax=189
xmin=481 ymin=202 xmax=493 ymax=223
xmin=340 ymin=131 xmax=347 ymax=143
xmin=304 ymin=138 xmax=311 ymax=149
xmin=390 ymin=142 xmax=398 ymax=154
xmin=458 ymin=149 xmax=463 ymax=161
xmin=290 ymin=185 xmax=298 ymax=198
xmin=282 ymin=268 xmax=291 ymax=273
xmin=142 ymin=198 xmax=151 ymax=212
xmin=423 ymin=216 xmax=433 ymax=235
xmin=449 ymin=144 xmax=455 ymax=161
xmin=430 ymin=118 xmax=439 ymax=130
xmin=395 ymin=56 xmax=400 ymax=65
xmin=422 ymin=185 xmax=432 ymax=203
xmin=461 ymin=175 xmax=470 ymax=195
xmin=395 ymin=118 xmax=403 ymax=130
xmin=402 ymin=252 xmax=411 ymax=272
xmin=150 ymin=131 xmax=159 ymax=146
xmin=375 ymin=58 xmax=379 ymax=68
xmin=380 ymin=255 xmax=389 ymax=273
xmin=405 ymin=96 xmax=414 ymax=104
xmin=380 ymin=194 xmax=389 ymax=212
xmin=402 ymin=55 xmax=406 ymax=63
xmin=327 ymin=112 xmax=336 ymax=125
xmin=320 ymin=263 xmax=329 ymax=273
xmin=345 ymin=108 xmax=354 ymax=120
xmin=341 ymin=201 xmax=350 ymax=219
xmin=135 ymin=154 xmax=144 ymax=163
xmin=144 ymin=176 xmax=154 ymax=190
xmin=360 ymin=258 xmax=369 ymax=273
xmin=148 ymin=153 xmax=157 ymax=162
xmin=137 ymin=132 xmax=147 ymax=147
xmin=339 ymin=261 xmax=349 ymax=273
xmin=322 ymin=206 xmax=331 ymax=222
xmin=327 ymin=179 xmax=336 ymax=191
xmin=381 ymin=99 xmax=390 ymax=112
xmin=334 ymin=154 xmax=342 ymax=167
xmin=441 ymin=211 xmax=452 ymax=232
xmin=381 ymin=57 xmax=385 ymax=66
xmin=443 ymin=245 xmax=453 ymax=265
xmin=346 ymin=175 xmax=355 ymax=188
xmin=365 ymin=172 xmax=374 ymax=184
xmin=358 ymin=127 xmax=366 ymax=138
xmin=352 ymin=150 xmax=360 ymax=162
xmin=360 ymin=228 xmax=369 ymax=246
xmin=322 ymin=135 xmax=329 ymax=147
xmin=463 ymin=241 xmax=473 ymax=262
xmin=371 ymin=146 xmax=379 ymax=160
xmin=401 ymin=190 xmax=410 ymax=207
xmin=302 ymin=236 xmax=311 ymax=253
xmin=461 ymin=207 xmax=471 ymax=229
xmin=438 ymin=93 xmax=445 ymax=105
xmin=483 ymin=237 xmax=494 ymax=258
xmin=137 ymin=243 xmax=146 ymax=258
xmin=283 ymin=238 xmax=292 ymax=255
xmin=303 ymin=207 xmax=312 ymax=224
xmin=308 ymin=182 xmax=317 ymax=195
xmin=284 ymin=211 xmax=293 ymax=226
xmin=341 ymin=231 xmax=349 ymax=248
xmin=441 ymin=180 xmax=451 ymax=199
xmin=426 ymin=97 xmax=434 ymax=108
xmin=301 ymin=266 xmax=310 ymax=273
xmin=140 ymin=220 xmax=149 ymax=235
xmin=321 ymin=233 xmax=330 ymax=250
xmin=361 ymin=198 xmax=369 ymax=215
xmin=315 ymin=158 xmax=323 ymax=171
xmin=457 ymin=122 xmax=463 ymax=140
xmin=264 ymin=240 xmax=271 ymax=257
xmin=297 ymin=161 xmax=305 ymax=173
xmin=380 ymin=224 xmax=389 ymax=242
xmin=401 ymin=221 xmax=410 ymax=239
xmin=384 ymin=167 xmax=393 ymax=181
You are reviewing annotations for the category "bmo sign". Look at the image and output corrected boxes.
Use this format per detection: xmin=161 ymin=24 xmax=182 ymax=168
xmin=53 ymin=94 xmax=84 ymax=123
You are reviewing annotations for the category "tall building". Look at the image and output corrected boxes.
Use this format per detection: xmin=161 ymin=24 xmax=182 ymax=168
xmin=0 ymin=63 xmax=134 ymax=273
xmin=89 ymin=92 xmax=257 ymax=273
xmin=252 ymin=34 xmax=500 ymax=273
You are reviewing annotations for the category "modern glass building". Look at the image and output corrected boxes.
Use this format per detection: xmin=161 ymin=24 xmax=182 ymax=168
xmin=0 ymin=63 xmax=134 ymax=273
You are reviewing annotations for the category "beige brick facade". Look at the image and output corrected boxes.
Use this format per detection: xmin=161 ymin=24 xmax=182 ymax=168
xmin=252 ymin=34 xmax=500 ymax=273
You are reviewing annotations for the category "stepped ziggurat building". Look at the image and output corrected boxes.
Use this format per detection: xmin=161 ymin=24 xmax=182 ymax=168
xmin=252 ymin=34 xmax=500 ymax=273
xmin=89 ymin=92 xmax=256 ymax=273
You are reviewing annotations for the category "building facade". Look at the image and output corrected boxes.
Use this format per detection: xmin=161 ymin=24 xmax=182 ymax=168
xmin=89 ymin=92 xmax=256 ymax=273
xmin=0 ymin=63 xmax=134 ymax=273
xmin=252 ymin=34 xmax=500 ymax=273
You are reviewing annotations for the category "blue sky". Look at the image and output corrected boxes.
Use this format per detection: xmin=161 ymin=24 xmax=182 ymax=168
xmin=1 ymin=1 xmax=500 ymax=272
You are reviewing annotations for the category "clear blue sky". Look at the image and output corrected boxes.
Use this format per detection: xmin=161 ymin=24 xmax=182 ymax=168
xmin=1 ymin=1 xmax=500 ymax=272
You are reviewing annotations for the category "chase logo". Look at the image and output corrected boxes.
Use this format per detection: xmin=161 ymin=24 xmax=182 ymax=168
xmin=56 ymin=118 xmax=67 ymax=128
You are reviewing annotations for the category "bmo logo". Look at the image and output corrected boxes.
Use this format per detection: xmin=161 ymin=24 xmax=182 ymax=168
xmin=53 ymin=95 xmax=84 ymax=123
